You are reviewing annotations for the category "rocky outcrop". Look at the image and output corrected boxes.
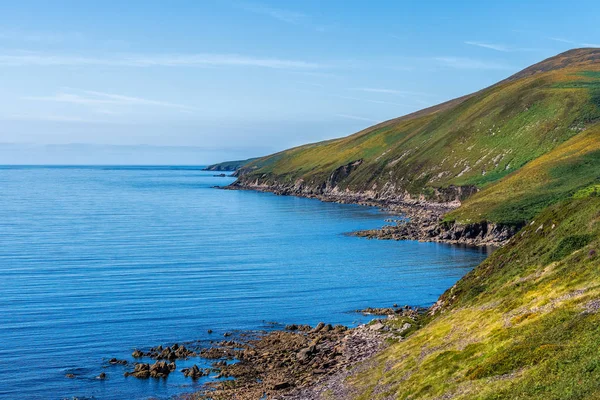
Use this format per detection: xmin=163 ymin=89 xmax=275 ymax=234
xmin=131 ymin=343 xmax=197 ymax=361
xmin=182 ymin=364 xmax=210 ymax=379
xmin=354 ymin=214 xmax=521 ymax=247
xmin=124 ymin=361 xmax=176 ymax=379
xmin=324 ymin=160 xmax=363 ymax=191
xmin=196 ymin=321 xmax=399 ymax=400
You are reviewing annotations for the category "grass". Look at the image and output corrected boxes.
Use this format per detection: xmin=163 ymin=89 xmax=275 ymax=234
xmin=446 ymin=124 xmax=600 ymax=224
xmin=347 ymin=197 xmax=600 ymax=399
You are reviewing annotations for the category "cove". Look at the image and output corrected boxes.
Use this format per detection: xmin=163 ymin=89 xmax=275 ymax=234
xmin=0 ymin=166 xmax=488 ymax=399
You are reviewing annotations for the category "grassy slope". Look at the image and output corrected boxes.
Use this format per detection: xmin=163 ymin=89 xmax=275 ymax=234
xmin=237 ymin=49 xmax=600 ymax=225
xmin=349 ymin=195 xmax=600 ymax=399
xmin=446 ymin=122 xmax=600 ymax=224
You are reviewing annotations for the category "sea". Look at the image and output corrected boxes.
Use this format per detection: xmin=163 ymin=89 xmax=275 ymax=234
xmin=0 ymin=166 xmax=488 ymax=399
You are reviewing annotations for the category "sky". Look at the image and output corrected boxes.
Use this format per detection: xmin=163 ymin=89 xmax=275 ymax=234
xmin=0 ymin=0 xmax=599 ymax=165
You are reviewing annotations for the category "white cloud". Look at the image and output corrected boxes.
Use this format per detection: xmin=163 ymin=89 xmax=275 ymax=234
xmin=465 ymin=41 xmax=543 ymax=53
xmin=335 ymin=94 xmax=407 ymax=107
xmin=549 ymin=37 xmax=575 ymax=44
xmin=237 ymin=2 xmax=331 ymax=32
xmin=4 ymin=113 xmax=98 ymax=123
xmin=548 ymin=37 xmax=600 ymax=48
xmin=465 ymin=41 xmax=510 ymax=52
xmin=0 ymin=30 xmax=85 ymax=44
xmin=433 ymin=57 xmax=512 ymax=70
xmin=350 ymin=88 xmax=430 ymax=97
xmin=335 ymin=113 xmax=380 ymax=123
xmin=23 ymin=89 xmax=199 ymax=112
xmin=0 ymin=51 xmax=322 ymax=69
xmin=240 ymin=2 xmax=307 ymax=25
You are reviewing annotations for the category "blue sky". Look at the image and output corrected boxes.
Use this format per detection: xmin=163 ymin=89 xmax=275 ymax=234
xmin=0 ymin=0 xmax=599 ymax=164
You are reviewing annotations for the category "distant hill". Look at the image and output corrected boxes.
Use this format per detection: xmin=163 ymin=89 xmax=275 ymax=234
xmin=202 ymin=157 xmax=259 ymax=172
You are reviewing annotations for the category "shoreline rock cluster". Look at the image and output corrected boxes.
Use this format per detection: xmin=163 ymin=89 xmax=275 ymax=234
xmin=189 ymin=309 xmax=423 ymax=399
xmin=352 ymin=208 xmax=519 ymax=247
xmin=92 ymin=306 xmax=421 ymax=399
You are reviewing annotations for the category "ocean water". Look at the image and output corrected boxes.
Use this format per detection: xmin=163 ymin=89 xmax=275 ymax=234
xmin=0 ymin=166 xmax=488 ymax=399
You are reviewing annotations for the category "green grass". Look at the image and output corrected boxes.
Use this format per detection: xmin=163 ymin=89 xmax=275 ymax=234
xmin=347 ymin=197 xmax=600 ymax=399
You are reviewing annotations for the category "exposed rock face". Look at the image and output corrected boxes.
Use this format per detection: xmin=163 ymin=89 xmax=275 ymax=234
xmin=354 ymin=215 xmax=521 ymax=247
xmin=325 ymin=160 xmax=363 ymax=191
xmin=231 ymin=157 xmax=477 ymax=206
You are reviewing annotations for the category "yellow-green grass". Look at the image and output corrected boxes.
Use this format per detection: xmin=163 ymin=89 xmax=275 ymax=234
xmin=348 ymin=197 xmax=600 ymax=399
xmin=447 ymin=123 xmax=600 ymax=224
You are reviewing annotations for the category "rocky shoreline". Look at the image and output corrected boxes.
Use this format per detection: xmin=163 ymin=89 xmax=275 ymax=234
xmin=225 ymin=181 xmax=515 ymax=247
xmin=89 ymin=307 xmax=423 ymax=400
xmin=189 ymin=306 xmax=423 ymax=400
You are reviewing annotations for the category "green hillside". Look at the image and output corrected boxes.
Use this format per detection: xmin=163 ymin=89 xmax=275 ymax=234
xmin=234 ymin=48 xmax=600 ymax=226
xmin=347 ymin=195 xmax=600 ymax=399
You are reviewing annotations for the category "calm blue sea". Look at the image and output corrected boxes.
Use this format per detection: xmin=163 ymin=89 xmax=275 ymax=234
xmin=0 ymin=166 xmax=488 ymax=399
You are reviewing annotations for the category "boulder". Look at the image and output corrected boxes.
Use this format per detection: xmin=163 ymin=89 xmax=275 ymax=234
xmin=131 ymin=349 xmax=143 ymax=358
xmin=125 ymin=363 xmax=150 ymax=378
xmin=369 ymin=322 xmax=384 ymax=331
xmin=182 ymin=364 xmax=206 ymax=379
xmin=310 ymin=322 xmax=325 ymax=333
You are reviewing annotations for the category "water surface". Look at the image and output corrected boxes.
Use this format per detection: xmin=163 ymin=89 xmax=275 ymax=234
xmin=0 ymin=166 xmax=488 ymax=399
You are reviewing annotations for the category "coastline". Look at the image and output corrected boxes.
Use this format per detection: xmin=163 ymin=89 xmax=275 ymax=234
xmin=185 ymin=307 xmax=423 ymax=399
xmin=104 ymin=182 xmax=500 ymax=399
xmin=169 ymin=182 xmax=504 ymax=398
xmin=224 ymin=182 xmax=515 ymax=247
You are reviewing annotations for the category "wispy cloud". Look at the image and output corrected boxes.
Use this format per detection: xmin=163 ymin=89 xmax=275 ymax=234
xmin=433 ymin=57 xmax=512 ymax=70
xmin=465 ymin=41 xmax=510 ymax=52
xmin=23 ymin=89 xmax=199 ymax=112
xmin=294 ymin=87 xmax=410 ymax=108
xmin=4 ymin=113 xmax=99 ymax=123
xmin=335 ymin=113 xmax=380 ymax=123
xmin=0 ymin=30 xmax=85 ymax=44
xmin=350 ymin=87 xmax=430 ymax=97
xmin=465 ymin=41 xmax=542 ymax=52
xmin=548 ymin=37 xmax=600 ymax=48
xmin=0 ymin=51 xmax=322 ymax=69
xmin=239 ymin=2 xmax=307 ymax=25
xmin=237 ymin=1 xmax=331 ymax=32
xmin=335 ymin=94 xmax=408 ymax=107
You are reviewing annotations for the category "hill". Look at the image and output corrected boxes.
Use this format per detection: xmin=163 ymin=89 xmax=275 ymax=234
xmin=202 ymin=157 xmax=259 ymax=172
xmin=232 ymin=49 xmax=600 ymax=231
